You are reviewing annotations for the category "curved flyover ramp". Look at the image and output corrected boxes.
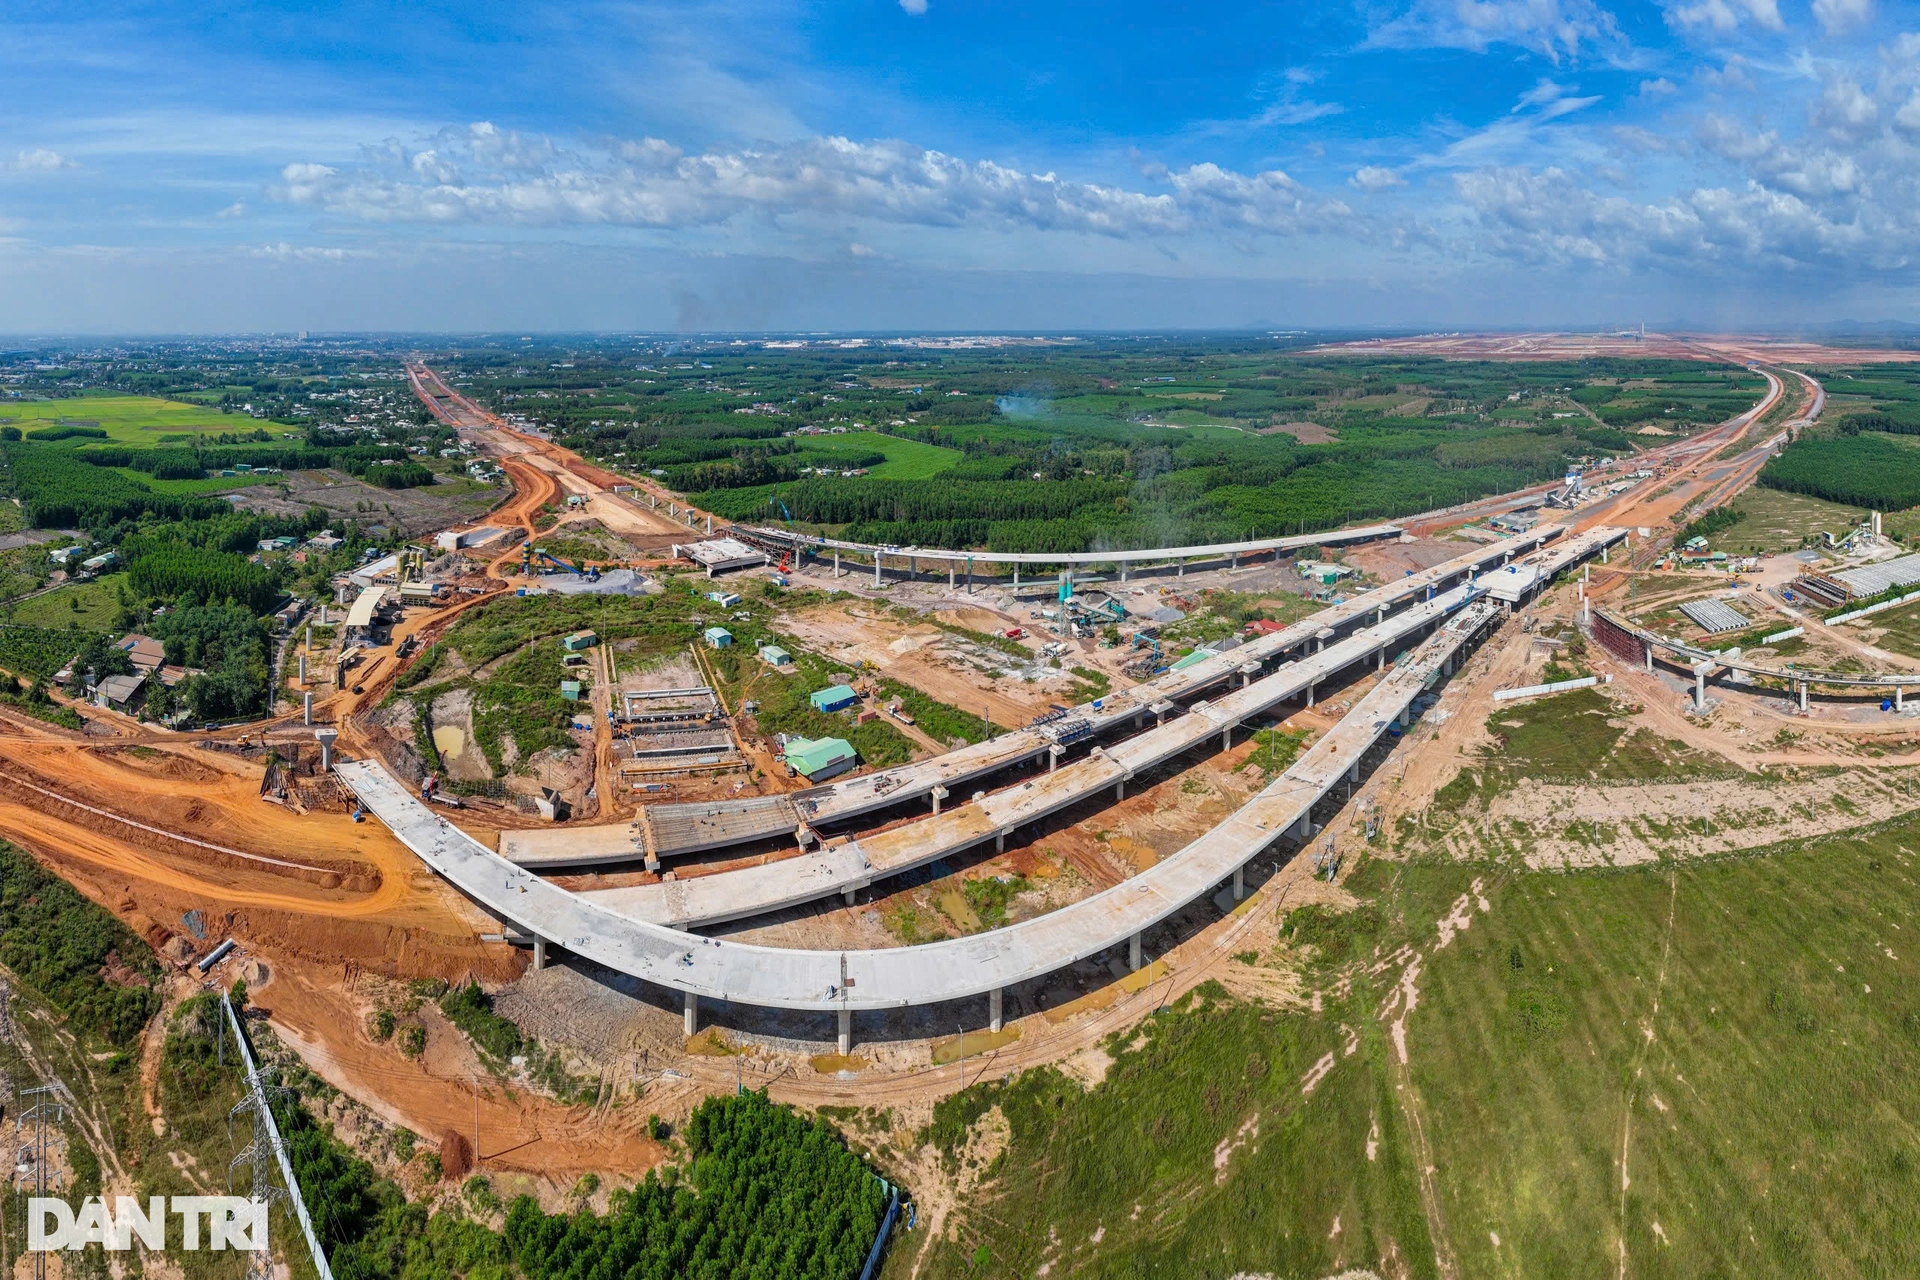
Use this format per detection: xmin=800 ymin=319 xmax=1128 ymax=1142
xmin=501 ymin=523 xmax=1575 ymax=869
xmin=335 ymin=597 xmax=1500 ymax=1032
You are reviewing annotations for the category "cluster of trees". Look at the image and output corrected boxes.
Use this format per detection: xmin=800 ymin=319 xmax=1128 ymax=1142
xmin=145 ymin=602 xmax=273 ymax=722
xmin=1760 ymin=435 xmax=1920 ymax=511
xmin=127 ymin=545 xmax=278 ymax=614
xmin=505 ymin=1091 xmax=888 ymax=1280
xmin=4 ymin=445 xmax=228 ymax=528
xmin=0 ymin=839 xmax=159 ymax=1046
xmin=75 ymin=437 xmax=434 ymax=487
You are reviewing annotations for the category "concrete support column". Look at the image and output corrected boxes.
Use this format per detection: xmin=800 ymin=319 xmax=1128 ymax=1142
xmin=1221 ymin=725 xmax=1232 ymax=751
xmin=989 ymin=988 xmax=1004 ymax=1034
xmin=316 ymin=727 xmax=337 ymax=772
xmin=1231 ymin=552 xmax=1239 ymax=570
xmin=1799 ymin=681 xmax=1809 ymax=712
xmin=532 ymin=937 xmax=548 ymax=970
xmin=1398 ymin=705 xmax=1411 ymax=728
xmin=683 ymin=991 xmax=698 ymax=1037
xmin=1232 ymin=866 xmax=1245 ymax=901
xmin=1178 ymin=561 xmax=1185 ymax=577
xmin=833 ymin=550 xmax=840 ymax=577
xmin=1900 ymin=686 xmax=1906 ymax=711
xmin=1602 ymin=543 xmax=1610 ymax=564
xmin=874 ymin=552 xmax=883 ymax=587
xmin=1115 ymin=779 xmax=1126 ymax=801
xmin=1443 ymin=656 xmax=1452 ymax=677
xmin=1377 ymin=647 xmax=1385 ymax=671
xmin=949 ymin=564 xmax=956 ymax=589
xmin=837 ymin=1007 xmax=851 ymax=1056
xmin=705 ymin=514 xmax=713 ymax=534
xmin=842 ymin=888 xmax=856 ymax=906
xmin=995 ymin=830 xmax=1006 ymax=853
xmin=1121 ymin=563 xmax=1129 ymax=583
xmin=1049 ymin=745 xmax=1063 ymax=772
xmin=1135 ymin=711 xmax=1144 ymax=729
xmin=1347 ymin=760 xmax=1360 ymax=783
xmin=931 ymin=785 xmax=948 ymax=816
xmin=305 ymin=623 xmax=312 ymax=650
xmin=1013 ymin=566 xmax=1020 ymax=588
xmin=1128 ymin=932 xmax=1142 ymax=972
xmin=303 ymin=691 xmax=313 ymax=726
xmin=1307 ymin=681 xmax=1317 ymax=709
xmin=1694 ymin=666 xmax=1708 ymax=712
xmin=1644 ymin=645 xmax=1654 ymax=674
xmin=298 ymin=653 xmax=308 ymax=683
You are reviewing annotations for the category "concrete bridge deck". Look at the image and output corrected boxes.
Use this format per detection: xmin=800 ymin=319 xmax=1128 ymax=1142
xmin=581 ymin=580 xmax=1483 ymax=927
xmin=335 ymin=596 xmax=1502 ymax=1038
xmin=501 ymin=524 xmax=1575 ymax=868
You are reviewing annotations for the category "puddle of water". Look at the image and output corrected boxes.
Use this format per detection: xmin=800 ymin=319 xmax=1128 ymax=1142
xmin=433 ymin=725 xmax=466 ymax=757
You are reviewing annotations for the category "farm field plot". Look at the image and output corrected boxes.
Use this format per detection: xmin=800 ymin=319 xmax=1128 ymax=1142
xmin=111 ymin=467 xmax=277 ymax=496
xmin=0 ymin=394 xmax=249 ymax=443
xmin=11 ymin=572 xmax=127 ymax=629
xmin=796 ymin=430 xmax=961 ymax=479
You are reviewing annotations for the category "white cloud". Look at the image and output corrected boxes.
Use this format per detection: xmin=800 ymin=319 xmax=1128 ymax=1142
xmin=249 ymin=243 xmax=349 ymax=261
xmin=1666 ymin=0 xmax=1783 ymax=35
xmin=215 ymin=201 xmax=247 ymax=218
xmin=1638 ymin=76 xmax=1677 ymax=96
xmin=1351 ymin=165 xmax=1407 ymax=191
xmin=1812 ymin=0 xmax=1872 ymax=35
xmin=1367 ymin=0 xmax=1623 ymax=64
xmin=7 ymin=148 xmax=74 ymax=171
xmin=276 ymin=130 xmax=1354 ymax=240
xmin=899 ymin=0 xmax=928 ymax=13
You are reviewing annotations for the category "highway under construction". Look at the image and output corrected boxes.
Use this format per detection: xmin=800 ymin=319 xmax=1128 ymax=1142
xmin=338 ymin=521 xmax=1628 ymax=1051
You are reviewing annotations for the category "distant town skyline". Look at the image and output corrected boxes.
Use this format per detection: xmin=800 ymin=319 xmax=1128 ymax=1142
xmin=3 ymin=0 xmax=1917 ymax=332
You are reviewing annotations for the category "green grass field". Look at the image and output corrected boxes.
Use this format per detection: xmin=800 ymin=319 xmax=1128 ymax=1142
xmin=1706 ymin=488 xmax=1868 ymax=555
xmin=910 ymin=812 xmax=1920 ymax=1278
xmin=12 ymin=573 xmax=126 ymax=629
xmin=111 ymin=467 xmax=278 ymax=496
xmin=799 ymin=431 xmax=961 ymax=479
xmin=0 ymin=395 xmax=260 ymax=444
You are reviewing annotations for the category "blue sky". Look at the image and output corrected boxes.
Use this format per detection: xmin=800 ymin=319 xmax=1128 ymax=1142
xmin=1 ymin=0 xmax=1916 ymax=331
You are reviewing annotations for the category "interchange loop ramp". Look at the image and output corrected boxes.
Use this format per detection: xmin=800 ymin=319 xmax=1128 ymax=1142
xmin=336 ymin=596 xmax=1500 ymax=1012
xmin=512 ymin=525 xmax=1570 ymax=869
xmin=582 ymin=580 xmax=1483 ymax=928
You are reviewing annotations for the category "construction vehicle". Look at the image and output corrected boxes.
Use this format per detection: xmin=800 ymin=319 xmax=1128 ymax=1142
xmin=1122 ymin=635 xmax=1163 ymax=679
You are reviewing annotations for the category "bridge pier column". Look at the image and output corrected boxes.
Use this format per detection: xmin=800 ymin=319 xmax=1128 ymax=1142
xmin=1799 ymin=681 xmax=1809 ymax=712
xmin=1231 ymin=552 xmax=1238 ymax=570
xmin=683 ymin=991 xmax=698 ymax=1038
xmin=874 ymin=553 xmax=883 ymax=587
xmin=833 ymin=550 xmax=840 ymax=577
xmin=1602 ymin=543 xmax=1610 ymax=564
xmin=1377 ymin=647 xmax=1385 ymax=671
xmin=1128 ymin=932 xmax=1142 ymax=972
xmin=1306 ymin=681 xmax=1317 ymax=709
xmin=1644 ymin=645 xmax=1654 ymax=674
xmin=1221 ymin=725 xmax=1232 ymax=752
xmin=1120 ymin=563 xmax=1128 ymax=583
xmin=995 ymin=830 xmax=1006 ymax=853
xmin=1115 ymin=779 xmax=1125 ymax=801
xmin=1900 ymin=685 xmax=1906 ymax=712
xmin=843 ymin=888 xmax=857 ymax=906
xmin=1232 ymin=866 xmax=1244 ymax=901
xmin=989 ymin=988 xmax=1003 ymax=1034
xmin=533 ymin=937 xmax=549 ymax=970
xmin=949 ymin=564 xmax=956 ymax=589
xmin=931 ymin=785 xmax=948 ymax=816
xmin=1049 ymin=745 xmax=1063 ymax=772
xmin=1178 ymin=561 xmax=1185 ymax=578
xmin=1013 ymin=566 xmax=1020 ymax=588
xmin=837 ymin=1007 xmax=851 ymax=1056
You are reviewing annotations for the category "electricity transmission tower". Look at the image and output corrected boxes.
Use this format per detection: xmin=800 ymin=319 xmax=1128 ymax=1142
xmin=229 ymin=1072 xmax=291 ymax=1280
xmin=17 ymin=1082 xmax=67 ymax=1280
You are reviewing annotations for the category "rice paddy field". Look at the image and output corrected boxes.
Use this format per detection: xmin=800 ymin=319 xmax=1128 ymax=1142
xmin=0 ymin=394 xmax=259 ymax=443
